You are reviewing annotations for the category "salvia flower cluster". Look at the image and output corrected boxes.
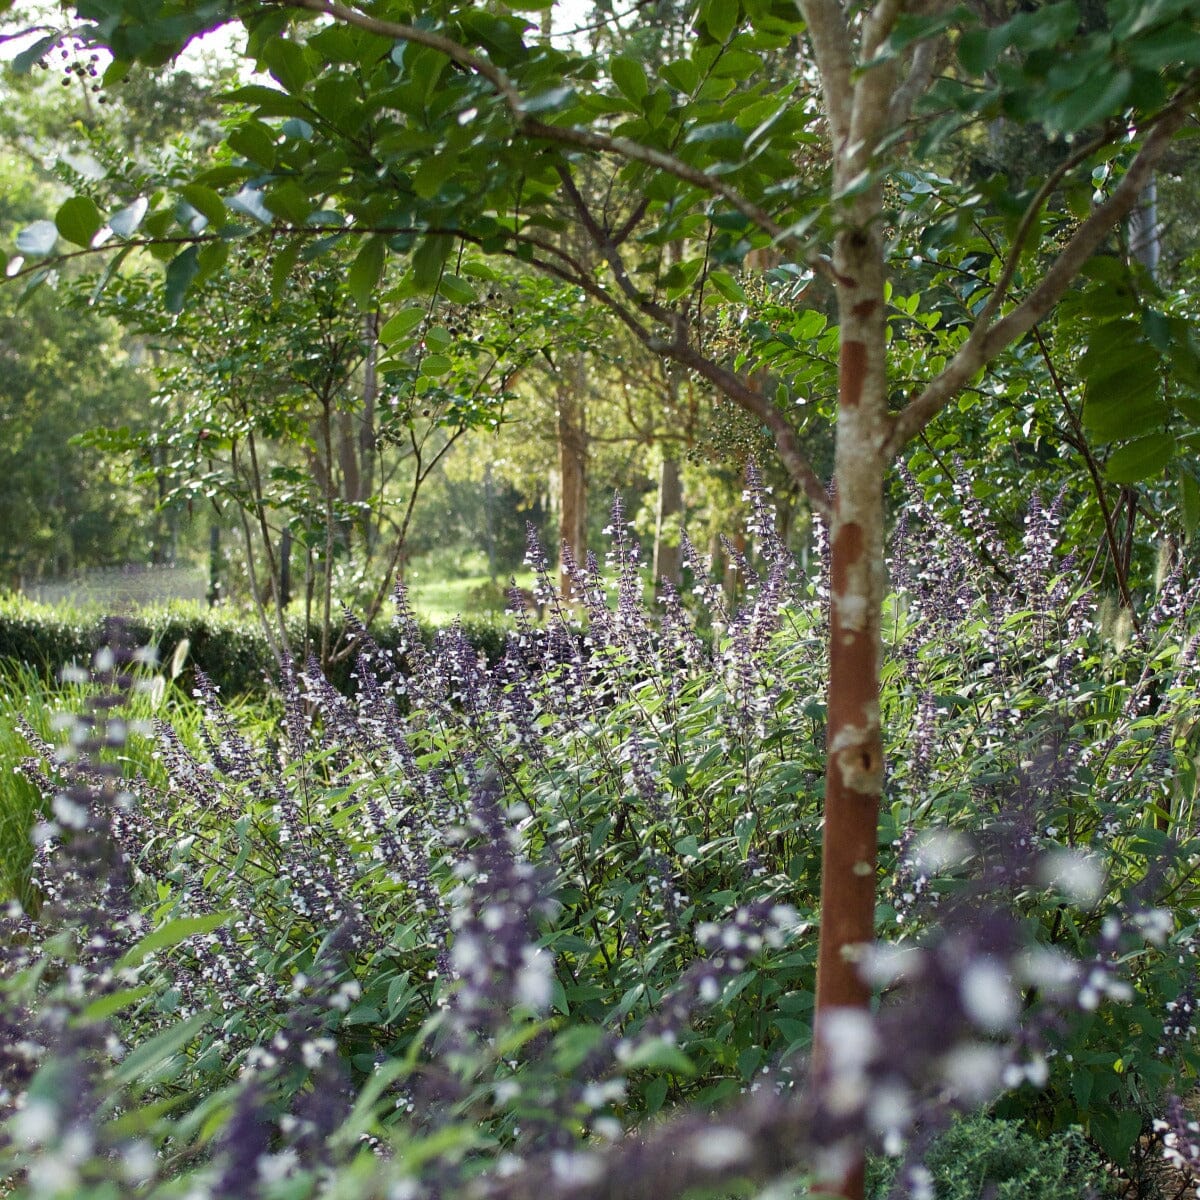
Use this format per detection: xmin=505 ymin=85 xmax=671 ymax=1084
xmin=0 ymin=470 xmax=1198 ymax=1199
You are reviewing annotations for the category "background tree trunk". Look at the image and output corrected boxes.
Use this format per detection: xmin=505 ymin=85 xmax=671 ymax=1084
xmin=557 ymin=354 xmax=588 ymax=598
xmin=653 ymin=447 xmax=682 ymax=587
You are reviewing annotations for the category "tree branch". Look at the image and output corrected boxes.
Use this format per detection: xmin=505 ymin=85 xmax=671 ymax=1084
xmin=278 ymin=0 xmax=525 ymax=112
xmin=795 ymin=0 xmax=855 ymax=147
xmin=669 ymin=343 xmax=831 ymax=517
xmin=887 ymin=36 xmax=942 ymax=130
xmin=885 ymin=83 xmax=1199 ymax=456
xmin=1031 ymin=325 xmax=1135 ymax=617
xmin=527 ymin=184 xmax=831 ymax=514
xmin=276 ymin=0 xmax=832 ymax=271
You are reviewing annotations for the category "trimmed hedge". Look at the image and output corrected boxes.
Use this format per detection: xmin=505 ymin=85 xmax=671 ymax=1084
xmin=0 ymin=595 xmax=513 ymax=696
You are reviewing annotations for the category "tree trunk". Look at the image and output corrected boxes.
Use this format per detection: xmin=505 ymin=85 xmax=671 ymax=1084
xmin=653 ymin=448 xmax=682 ymax=586
xmin=813 ymin=194 xmax=890 ymax=1200
xmin=557 ymin=355 xmax=588 ymax=599
xmin=279 ymin=525 xmax=292 ymax=610
xmin=1129 ymin=177 xmax=1160 ymax=280
xmin=359 ymin=310 xmax=379 ymax=553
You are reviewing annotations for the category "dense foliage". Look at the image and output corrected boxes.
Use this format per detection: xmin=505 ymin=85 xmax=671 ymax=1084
xmin=1 ymin=477 xmax=1198 ymax=1198
xmin=0 ymin=595 xmax=514 ymax=695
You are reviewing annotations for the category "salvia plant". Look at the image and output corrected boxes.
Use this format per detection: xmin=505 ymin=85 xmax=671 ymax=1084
xmin=1 ymin=466 xmax=1198 ymax=1199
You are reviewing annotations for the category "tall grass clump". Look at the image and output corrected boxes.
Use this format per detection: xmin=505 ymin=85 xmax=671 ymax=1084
xmin=0 ymin=467 xmax=1198 ymax=1199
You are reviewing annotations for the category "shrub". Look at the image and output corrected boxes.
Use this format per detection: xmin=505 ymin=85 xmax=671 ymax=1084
xmin=0 ymin=594 xmax=514 ymax=696
xmin=868 ymin=1113 xmax=1112 ymax=1199
xmin=1 ymin=474 xmax=1198 ymax=1199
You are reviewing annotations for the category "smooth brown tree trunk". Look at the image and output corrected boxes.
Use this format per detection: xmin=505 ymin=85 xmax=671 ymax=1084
xmin=812 ymin=200 xmax=890 ymax=1200
xmin=653 ymin=448 xmax=682 ymax=587
xmin=557 ymin=355 xmax=588 ymax=599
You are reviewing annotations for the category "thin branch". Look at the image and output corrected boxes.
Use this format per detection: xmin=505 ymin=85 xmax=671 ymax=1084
xmin=526 ymin=119 xmax=822 ymax=266
xmin=795 ymin=0 xmax=854 ymax=146
xmin=885 ymin=81 xmax=1199 ymax=455
xmin=278 ymin=0 xmax=524 ymax=112
xmin=1030 ymin=325 xmax=1135 ymax=617
xmin=972 ymin=127 xmax=1113 ymax=332
xmin=887 ymin=37 xmax=942 ymax=129
xmin=515 ymin=220 xmax=831 ymax=515
xmin=861 ymin=0 xmax=904 ymax=61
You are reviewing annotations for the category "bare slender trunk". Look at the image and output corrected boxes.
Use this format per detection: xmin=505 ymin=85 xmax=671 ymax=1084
xmin=557 ymin=354 xmax=588 ymax=598
xmin=1129 ymin=177 xmax=1160 ymax=280
xmin=653 ymin=448 xmax=682 ymax=586
xmin=359 ymin=309 xmax=379 ymax=552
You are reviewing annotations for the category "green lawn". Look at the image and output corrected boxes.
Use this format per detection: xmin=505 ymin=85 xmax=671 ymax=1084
xmin=405 ymin=568 xmax=538 ymax=626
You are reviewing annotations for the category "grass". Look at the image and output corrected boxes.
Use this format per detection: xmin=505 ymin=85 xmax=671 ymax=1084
xmin=0 ymin=660 xmax=274 ymax=909
xmin=405 ymin=568 xmax=537 ymax=626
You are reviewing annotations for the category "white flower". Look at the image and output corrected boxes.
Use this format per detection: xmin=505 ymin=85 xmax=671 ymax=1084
xmin=550 ymin=1151 xmax=604 ymax=1186
xmin=13 ymin=1100 xmax=57 ymax=1146
xmin=516 ymin=946 xmax=553 ymax=1011
xmin=1038 ymin=849 xmax=1104 ymax=907
xmin=960 ymin=958 xmax=1018 ymax=1032
xmin=52 ymin=794 xmax=89 ymax=830
xmin=940 ymin=1041 xmax=1003 ymax=1104
xmin=689 ymin=1127 xmax=751 ymax=1169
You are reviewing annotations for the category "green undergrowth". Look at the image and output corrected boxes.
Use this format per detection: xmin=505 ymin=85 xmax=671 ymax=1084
xmin=0 ymin=592 xmax=516 ymax=697
xmin=0 ymin=661 xmax=274 ymax=908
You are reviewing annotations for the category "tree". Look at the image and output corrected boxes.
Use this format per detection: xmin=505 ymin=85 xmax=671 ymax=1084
xmin=5 ymin=1 xmax=1200 ymax=1194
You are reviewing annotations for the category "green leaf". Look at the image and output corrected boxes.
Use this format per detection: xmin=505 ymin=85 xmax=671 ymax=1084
xmin=12 ymin=33 xmax=60 ymax=74
xmin=1043 ymin=68 xmax=1133 ymax=135
xmin=420 ymin=353 xmax=453 ymax=377
xmin=330 ymin=1058 xmax=410 ymax=1150
xmin=956 ymin=28 xmax=994 ymax=75
xmin=227 ymin=120 xmax=277 ymax=168
xmin=347 ymin=235 xmax=386 ymax=308
xmin=412 ymin=234 xmax=453 ymax=291
xmin=643 ymin=1076 xmax=669 ymax=1115
xmin=610 ymin=55 xmax=649 ymax=104
xmin=15 ymin=220 xmax=58 ymax=256
xmin=702 ymin=0 xmax=739 ymax=42
xmin=113 ymin=1013 xmax=210 ymax=1089
xmin=551 ymin=1025 xmax=608 ymax=1073
xmin=440 ymin=273 xmax=477 ymax=304
xmin=55 ymin=196 xmax=103 ymax=247
xmin=270 ymin=240 xmax=303 ymax=300
xmin=90 ymin=243 xmax=134 ymax=303
xmin=118 ymin=911 xmax=233 ymax=969
xmin=661 ymin=58 xmax=700 ymax=93
xmin=735 ymin=810 xmax=757 ymax=857
xmin=262 ymin=36 xmax=312 ymax=93
xmin=413 ymin=153 xmax=456 ymax=201
xmin=1103 ymin=432 xmax=1174 ymax=483
xmin=1181 ymin=471 xmax=1200 ymax=539
xmin=80 ymin=984 xmax=154 ymax=1022
xmin=524 ymin=85 xmax=576 ymax=114
xmin=1126 ymin=23 xmax=1200 ymax=70
xmin=263 ymin=181 xmax=314 ymax=225
xmin=227 ymin=187 xmax=273 ymax=226
xmin=179 ymin=185 xmax=227 ymax=229
xmin=1083 ymin=392 xmax=1168 ymax=443
xmin=1090 ymin=1109 xmax=1142 ymax=1163
xmin=380 ymin=306 xmax=426 ymax=344
xmin=164 ymin=245 xmax=200 ymax=313
xmin=624 ymin=1038 xmax=697 ymax=1077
